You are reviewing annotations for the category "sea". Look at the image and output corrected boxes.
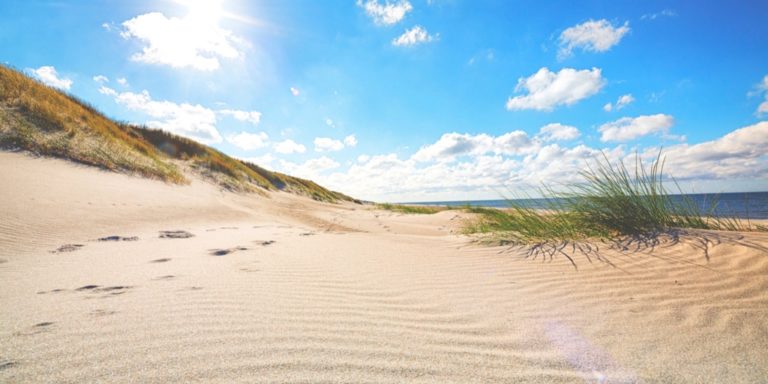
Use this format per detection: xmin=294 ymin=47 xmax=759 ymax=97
xmin=406 ymin=192 xmax=768 ymax=220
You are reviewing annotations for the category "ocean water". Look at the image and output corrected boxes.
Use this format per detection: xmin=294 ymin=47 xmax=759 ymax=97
xmin=407 ymin=192 xmax=768 ymax=220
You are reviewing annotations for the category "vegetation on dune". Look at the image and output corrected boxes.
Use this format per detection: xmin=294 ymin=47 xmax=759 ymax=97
xmin=376 ymin=203 xmax=446 ymax=214
xmin=0 ymin=65 xmax=183 ymax=182
xmin=465 ymin=153 xmax=763 ymax=245
xmin=0 ymin=65 xmax=356 ymax=203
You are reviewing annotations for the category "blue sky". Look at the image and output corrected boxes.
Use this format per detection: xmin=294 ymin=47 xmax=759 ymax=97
xmin=1 ymin=0 xmax=767 ymax=201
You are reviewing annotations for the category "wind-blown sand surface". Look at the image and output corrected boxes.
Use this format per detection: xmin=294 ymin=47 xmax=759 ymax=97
xmin=2 ymin=151 xmax=768 ymax=383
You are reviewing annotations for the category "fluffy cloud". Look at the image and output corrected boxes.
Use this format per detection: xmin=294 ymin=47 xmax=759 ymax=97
xmin=357 ymin=0 xmax=412 ymax=25
xmin=101 ymin=86 xmax=222 ymax=143
xmin=274 ymin=139 xmax=306 ymax=154
xmin=290 ymin=87 xmax=300 ymax=96
xmin=412 ymin=131 xmax=534 ymax=162
xmin=392 ymin=26 xmax=437 ymax=47
xmin=506 ymin=67 xmax=605 ymax=111
xmin=641 ymin=9 xmax=676 ymax=21
xmin=603 ymin=94 xmax=635 ymax=112
xmin=598 ymin=114 xmax=674 ymax=142
xmin=648 ymin=121 xmax=768 ymax=180
xmin=117 ymin=77 xmax=129 ymax=86
xmin=29 ymin=66 xmax=72 ymax=90
xmin=227 ymin=131 xmax=269 ymax=151
xmin=218 ymin=109 xmax=262 ymax=125
xmin=537 ymin=123 xmax=580 ymax=141
xmin=558 ymin=19 xmax=629 ymax=59
xmin=314 ymin=137 xmax=345 ymax=152
xmin=93 ymin=75 xmax=109 ymax=84
xmin=120 ymin=11 xmax=244 ymax=71
xmin=280 ymin=156 xmax=341 ymax=180
xmin=278 ymin=124 xmax=764 ymax=202
xmin=344 ymin=135 xmax=358 ymax=147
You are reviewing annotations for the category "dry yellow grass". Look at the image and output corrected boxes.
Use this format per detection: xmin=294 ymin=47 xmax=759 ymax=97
xmin=0 ymin=65 xmax=356 ymax=203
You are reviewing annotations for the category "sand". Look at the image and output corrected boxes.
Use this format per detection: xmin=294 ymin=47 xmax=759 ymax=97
xmin=1 ymin=151 xmax=767 ymax=383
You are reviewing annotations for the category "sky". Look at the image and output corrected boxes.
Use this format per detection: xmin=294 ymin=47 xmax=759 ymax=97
xmin=1 ymin=0 xmax=767 ymax=202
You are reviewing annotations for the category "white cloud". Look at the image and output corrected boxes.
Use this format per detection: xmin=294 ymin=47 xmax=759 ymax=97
xmin=325 ymin=118 xmax=335 ymax=127
xmin=506 ymin=67 xmax=605 ymax=111
xmin=29 ymin=66 xmax=72 ymax=90
xmin=120 ymin=11 xmax=245 ymax=71
xmin=648 ymin=121 xmax=768 ymax=180
xmin=558 ymin=19 xmax=630 ymax=59
xmin=754 ymin=75 xmax=768 ymax=117
xmin=392 ymin=25 xmax=437 ymax=47
xmin=290 ymin=87 xmax=300 ymax=96
xmin=274 ymin=139 xmax=306 ymax=154
xmin=314 ymin=137 xmax=345 ymax=152
xmin=412 ymin=131 xmax=535 ymax=162
xmin=537 ymin=123 xmax=580 ymax=142
xmin=641 ymin=9 xmax=676 ymax=20
xmin=218 ymin=109 xmax=262 ymax=125
xmin=102 ymin=22 xmax=112 ymax=31
xmin=117 ymin=77 xmax=129 ymax=86
xmin=603 ymin=93 xmax=635 ymax=112
xmin=102 ymin=86 xmax=222 ymax=143
xmin=227 ymin=131 xmax=269 ymax=151
xmin=598 ymin=114 xmax=674 ymax=142
xmin=279 ymin=156 xmax=341 ymax=180
xmin=291 ymin=123 xmax=764 ymax=202
xmin=98 ymin=86 xmax=118 ymax=97
xmin=344 ymin=134 xmax=358 ymax=147
xmin=93 ymin=75 xmax=109 ymax=84
xmin=357 ymin=0 xmax=412 ymax=25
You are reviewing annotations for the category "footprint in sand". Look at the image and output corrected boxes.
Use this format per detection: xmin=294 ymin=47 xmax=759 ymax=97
xmin=150 ymin=258 xmax=171 ymax=263
xmin=209 ymin=246 xmax=248 ymax=256
xmin=257 ymin=240 xmax=275 ymax=246
xmin=34 ymin=322 xmax=54 ymax=328
xmin=0 ymin=360 xmax=16 ymax=370
xmin=75 ymin=285 xmax=133 ymax=297
xmin=159 ymin=230 xmax=194 ymax=239
xmin=89 ymin=309 xmax=117 ymax=317
xmin=152 ymin=275 xmax=176 ymax=281
xmin=97 ymin=235 xmax=139 ymax=242
xmin=0 ymin=259 xmax=7 ymax=264
xmin=50 ymin=244 xmax=84 ymax=253
xmin=37 ymin=288 xmax=66 ymax=294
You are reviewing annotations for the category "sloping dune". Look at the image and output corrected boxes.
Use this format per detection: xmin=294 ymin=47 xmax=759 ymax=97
xmin=1 ymin=152 xmax=767 ymax=383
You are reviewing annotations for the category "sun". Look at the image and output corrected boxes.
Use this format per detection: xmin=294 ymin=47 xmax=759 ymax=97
xmin=178 ymin=0 xmax=225 ymax=25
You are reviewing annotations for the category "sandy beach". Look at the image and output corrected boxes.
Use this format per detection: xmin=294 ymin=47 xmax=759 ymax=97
xmin=1 ymin=151 xmax=766 ymax=383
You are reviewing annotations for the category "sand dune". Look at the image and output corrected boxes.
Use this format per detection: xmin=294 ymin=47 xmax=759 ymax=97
xmin=1 ymin=152 xmax=767 ymax=383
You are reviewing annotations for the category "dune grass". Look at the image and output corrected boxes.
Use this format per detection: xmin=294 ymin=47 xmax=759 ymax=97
xmin=376 ymin=203 xmax=446 ymax=214
xmin=0 ymin=64 xmax=356 ymax=203
xmin=465 ymin=152 xmax=761 ymax=244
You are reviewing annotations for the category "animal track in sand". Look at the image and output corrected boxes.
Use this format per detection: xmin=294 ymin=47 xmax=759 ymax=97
xmin=97 ymin=235 xmax=139 ymax=242
xmin=159 ymin=230 xmax=194 ymax=239
xmin=50 ymin=244 xmax=84 ymax=253
xmin=153 ymin=275 xmax=176 ymax=280
xmin=0 ymin=360 xmax=16 ymax=370
xmin=209 ymin=246 xmax=248 ymax=256
xmin=257 ymin=240 xmax=275 ymax=246
xmin=150 ymin=258 xmax=171 ymax=263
